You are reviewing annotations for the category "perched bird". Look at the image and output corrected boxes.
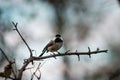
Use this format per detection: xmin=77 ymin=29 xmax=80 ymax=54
xmin=39 ymin=34 xmax=63 ymax=57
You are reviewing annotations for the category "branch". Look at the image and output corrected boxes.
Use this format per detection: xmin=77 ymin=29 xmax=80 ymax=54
xmin=34 ymin=49 xmax=108 ymax=60
xmin=0 ymin=48 xmax=16 ymax=79
xmin=31 ymin=63 xmax=41 ymax=80
xmin=11 ymin=21 xmax=108 ymax=80
xmin=12 ymin=22 xmax=33 ymax=64
xmin=17 ymin=49 xmax=108 ymax=80
xmin=0 ymin=48 xmax=10 ymax=63
xmin=12 ymin=22 xmax=33 ymax=57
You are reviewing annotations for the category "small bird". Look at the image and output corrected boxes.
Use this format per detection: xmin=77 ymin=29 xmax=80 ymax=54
xmin=39 ymin=34 xmax=63 ymax=57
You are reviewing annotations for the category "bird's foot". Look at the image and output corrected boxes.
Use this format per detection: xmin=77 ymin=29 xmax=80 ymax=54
xmin=57 ymin=51 xmax=61 ymax=55
xmin=51 ymin=52 xmax=57 ymax=59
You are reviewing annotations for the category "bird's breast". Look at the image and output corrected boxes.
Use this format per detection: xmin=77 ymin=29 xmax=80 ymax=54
xmin=48 ymin=42 xmax=63 ymax=52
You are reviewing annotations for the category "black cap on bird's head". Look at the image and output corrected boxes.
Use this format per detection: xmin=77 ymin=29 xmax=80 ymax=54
xmin=55 ymin=34 xmax=63 ymax=42
xmin=55 ymin=34 xmax=61 ymax=37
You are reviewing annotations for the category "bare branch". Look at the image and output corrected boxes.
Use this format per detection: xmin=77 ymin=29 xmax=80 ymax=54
xmin=31 ymin=63 xmax=41 ymax=80
xmin=17 ymin=49 xmax=107 ymax=80
xmin=0 ymin=48 xmax=10 ymax=63
xmin=34 ymin=49 xmax=108 ymax=61
xmin=17 ymin=58 xmax=32 ymax=80
xmin=12 ymin=22 xmax=33 ymax=57
xmin=0 ymin=48 xmax=16 ymax=79
xmin=12 ymin=22 xmax=33 ymax=64
xmin=7 ymin=22 xmax=108 ymax=80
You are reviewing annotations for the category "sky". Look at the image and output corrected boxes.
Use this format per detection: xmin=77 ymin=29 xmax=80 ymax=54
xmin=0 ymin=0 xmax=120 ymax=80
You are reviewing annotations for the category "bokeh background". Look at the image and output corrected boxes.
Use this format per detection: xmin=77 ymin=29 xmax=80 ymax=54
xmin=0 ymin=0 xmax=120 ymax=80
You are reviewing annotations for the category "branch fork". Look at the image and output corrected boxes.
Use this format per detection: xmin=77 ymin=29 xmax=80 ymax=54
xmin=0 ymin=22 xmax=108 ymax=80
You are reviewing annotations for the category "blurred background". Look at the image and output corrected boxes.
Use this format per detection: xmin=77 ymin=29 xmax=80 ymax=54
xmin=0 ymin=0 xmax=120 ymax=80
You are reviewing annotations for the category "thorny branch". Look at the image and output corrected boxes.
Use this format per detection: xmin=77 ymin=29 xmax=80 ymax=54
xmin=34 ymin=49 xmax=108 ymax=61
xmin=0 ymin=22 xmax=108 ymax=80
xmin=17 ymin=47 xmax=108 ymax=80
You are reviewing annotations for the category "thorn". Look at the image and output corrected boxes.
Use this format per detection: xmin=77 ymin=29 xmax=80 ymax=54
xmin=105 ymin=50 xmax=108 ymax=53
xmin=25 ymin=67 xmax=34 ymax=70
xmin=24 ymin=59 xmax=28 ymax=64
xmin=57 ymin=51 xmax=61 ymax=55
xmin=32 ymin=50 xmax=35 ymax=52
xmin=12 ymin=22 xmax=18 ymax=27
xmin=76 ymin=50 xmax=78 ymax=52
xmin=77 ymin=55 xmax=80 ymax=61
xmin=88 ymin=47 xmax=91 ymax=58
xmin=65 ymin=50 xmax=70 ymax=54
xmin=32 ymin=50 xmax=36 ymax=54
xmin=96 ymin=48 xmax=99 ymax=51
xmin=52 ymin=52 xmax=57 ymax=59
xmin=89 ymin=54 xmax=91 ymax=58
xmin=88 ymin=47 xmax=90 ymax=52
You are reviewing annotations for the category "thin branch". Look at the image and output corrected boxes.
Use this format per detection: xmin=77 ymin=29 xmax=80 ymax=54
xmin=12 ymin=22 xmax=33 ymax=57
xmin=34 ymin=49 xmax=108 ymax=60
xmin=12 ymin=22 xmax=33 ymax=64
xmin=11 ymin=21 xmax=108 ymax=80
xmin=13 ymin=58 xmax=18 ymax=77
xmin=17 ymin=59 xmax=31 ymax=80
xmin=0 ymin=48 xmax=16 ymax=79
xmin=17 ymin=49 xmax=108 ymax=80
xmin=0 ymin=48 xmax=10 ymax=63
xmin=65 ymin=50 xmax=70 ymax=54
xmin=25 ymin=67 xmax=34 ymax=71
xmin=31 ymin=63 xmax=41 ymax=80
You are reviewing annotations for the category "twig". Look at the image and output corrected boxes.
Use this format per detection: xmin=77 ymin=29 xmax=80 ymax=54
xmin=11 ymin=21 xmax=108 ymax=80
xmin=34 ymin=49 xmax=108 ymax=61
xmin=12 ymin=22 xmax=33 ymax=64
xmin=0 ymin=48 xmax=10 ymax=63
xmin=13 ymin=58 xmax=18 ymax=77
xmin=12 ymin=22 xmax=33 ymax=57
xmin=31 ymin=63 xmax=41 ymax=80
xmin=17 ymin=58 xmax=32 ymax=80
xmin=75 ymin=50 xmax=80 ymax=61
xmin=17 ymin=49 xmax=108 ymax=80
xmin=65 ymin=50 xmax=70 ymax=54
xmin=25 ymin=67 xmax=34 ymax=71
xmin=0 ymin=48 xmax=16 ymax=79
xmin=88 ymin=47 xmax=91 ymax=58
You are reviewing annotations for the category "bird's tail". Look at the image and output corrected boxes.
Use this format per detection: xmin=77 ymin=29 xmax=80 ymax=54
xmin=39 ymin=49 xmax=46 ymax=57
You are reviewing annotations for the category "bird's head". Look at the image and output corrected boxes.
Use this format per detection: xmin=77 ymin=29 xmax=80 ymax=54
xmin=55 ymin=34 xmax=61 ymax=37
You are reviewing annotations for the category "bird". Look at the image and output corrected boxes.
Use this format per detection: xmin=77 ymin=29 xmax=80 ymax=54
xmin=39 ymin=34 xmax=63 ymax=57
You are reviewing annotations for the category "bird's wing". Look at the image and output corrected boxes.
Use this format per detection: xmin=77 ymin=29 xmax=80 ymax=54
xmin=39 ymin=40 xmax=54 ymax=57
xmin=42 ymin=40 xmax=54 ymax=53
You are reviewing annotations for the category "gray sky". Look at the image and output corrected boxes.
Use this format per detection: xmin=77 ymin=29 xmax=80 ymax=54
xmin=0 ymin=0 xmax=120 ymax=80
